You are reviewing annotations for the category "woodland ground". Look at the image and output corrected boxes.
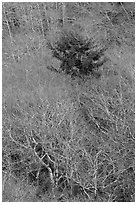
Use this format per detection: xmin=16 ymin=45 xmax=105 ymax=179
xmin=2 ymin=2 xmax=135 ymax=202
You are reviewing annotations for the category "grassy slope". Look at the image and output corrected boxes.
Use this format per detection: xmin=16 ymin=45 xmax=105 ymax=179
xmin=2 ymin=2 xmax=135 ymax=202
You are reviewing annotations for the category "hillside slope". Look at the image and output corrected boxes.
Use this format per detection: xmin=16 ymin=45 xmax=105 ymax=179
xmin=2 ymin=2 xmax=135 ymax=202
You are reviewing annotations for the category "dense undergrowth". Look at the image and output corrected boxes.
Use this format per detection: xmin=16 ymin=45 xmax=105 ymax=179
xmin=2 ymin=2 xmax=135 ymax=202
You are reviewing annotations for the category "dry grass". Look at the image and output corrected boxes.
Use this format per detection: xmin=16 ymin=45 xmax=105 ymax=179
xmin=2 ymin=2 xmax=135 ymax=202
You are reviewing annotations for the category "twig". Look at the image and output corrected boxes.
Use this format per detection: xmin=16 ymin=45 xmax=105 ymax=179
xmin=120 ymin=2 xmax=130 ymax=22
xmin=3 ymin=4 xmax=16 ymax=64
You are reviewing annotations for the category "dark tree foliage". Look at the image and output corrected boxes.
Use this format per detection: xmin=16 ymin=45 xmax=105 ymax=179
xmin=48 ymin=30 xmax=107 ymax=79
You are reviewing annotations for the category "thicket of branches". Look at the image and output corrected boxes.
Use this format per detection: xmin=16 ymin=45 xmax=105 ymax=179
xmin=2 ymin=2 xmax=135 ymax=202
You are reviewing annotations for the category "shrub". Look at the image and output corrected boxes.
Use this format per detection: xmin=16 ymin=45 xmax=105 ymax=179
xmin=47 ymin=29 xmax=107 ymax=79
